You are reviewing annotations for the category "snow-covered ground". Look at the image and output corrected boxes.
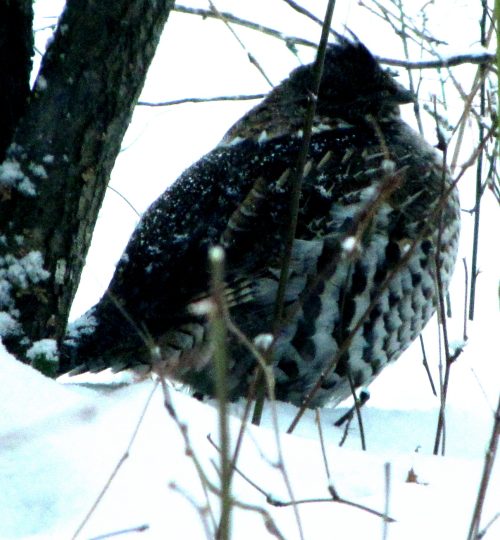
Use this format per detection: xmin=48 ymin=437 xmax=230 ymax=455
xmin=2 ymin=1 xmax=498 ymax=539
xmin=1 ymin=334 xmax=498 ymax=539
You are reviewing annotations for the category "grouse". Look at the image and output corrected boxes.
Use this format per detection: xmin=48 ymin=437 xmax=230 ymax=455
xmin=60 ymin=36 xmax=460 ymax=408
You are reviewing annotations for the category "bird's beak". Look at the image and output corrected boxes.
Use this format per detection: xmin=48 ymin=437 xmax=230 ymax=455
xmin=392 ymin=80 xmax=415 ymax=104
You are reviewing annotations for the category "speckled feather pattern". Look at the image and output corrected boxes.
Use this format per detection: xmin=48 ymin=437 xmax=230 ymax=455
xmin=61 ymin=38 xmax=460 ymax=408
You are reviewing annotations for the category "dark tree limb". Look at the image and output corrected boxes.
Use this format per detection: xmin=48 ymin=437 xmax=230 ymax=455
xmin=0 ymin=0 xmax=175 ymax=363
xmin=0 ymin=0 xmax=33 ymax=159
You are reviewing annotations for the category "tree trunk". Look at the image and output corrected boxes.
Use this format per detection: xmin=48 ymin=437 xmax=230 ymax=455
xmin=0 ymin=0 xmax=33 ymax=160
xmin=0 ymin=0 xmax=175 ymax=363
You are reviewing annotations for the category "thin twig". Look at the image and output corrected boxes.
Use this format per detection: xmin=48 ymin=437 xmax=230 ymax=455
xmin=253 ymin=0 xmax=337 ymax=427
xmin=172 ymin=299 xmax=299 ymax=539
xmin=138 ymin=94 xmax=265 ymax=108
xmin=208 ymin=246 xmax=232 ymax=540
xmin=225 ymin=322 xmax=305 ymax=539
xmin=334 ymin=391 xmax=370 ymax=428
xmin=447 ymin=19 xmax=495 ymax=181
xmin=88 ymin=524 xmax=149 ymax=540
xmin=288 ymin=167 xmax=461 ymax=433
xmin=419 ymin=335 xmax=437 ymax=397
xmin=432 ymin=135 xmax=453 ymax=456
xmin=208 ymin=1 xmax=273 ymax=87
xmin=469 ymin=1 xmax=490 ymax=321
xmin=327 ymin=484 xmax=395 ymax=522
xmin=467 ymin=394 xmax=500 ymax=540
xmin=210 ymin=432 xmax=395 ymax=522
xmin=107 ymin=185 xmax=141 ymax=218
xmin=175 ymin=4 xmax=495 ymax=71
xmin=359 ymin=0 xmax=445 ymax=50
xmin=173 ymin=5 xmax=316 ymax=49
xmin=462 ymin=258 xmax=469 ymax=342
xmin=169 ymin=482 xmax=213 ymax=540
xmin=315 ymin=409 xmax=332 ymax=482
xmin=282 ymin=0 xmax=332 ymax=29
xmin=273 ymin=0 xmax=337 ymax=326
xmin=395 ymin=0 xmax=424 ymax=135
xmin=347 ymin=371 xmax=367 ymax=451
xmin=71 ymin=380 xmax=159 ymax=539
xmin=378 ymin=52 xmax=496 ymax=70
xmin=478 ymin=513 xmax=500 ymax=539
xmin=382 ymin=462 xmax=391 ymax=540
xmin=160 ymin=378 xmax=286 ymax=540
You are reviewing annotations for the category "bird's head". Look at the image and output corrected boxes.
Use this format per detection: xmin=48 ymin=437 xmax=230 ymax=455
xmin=283 ymin=35 xmax=414 ymax=125
xmin=220 ymin=35 xmax=414 ymax=145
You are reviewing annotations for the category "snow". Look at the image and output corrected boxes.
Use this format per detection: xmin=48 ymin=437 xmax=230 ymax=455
xmin=0 ymin=342 xmax=498 ymax=540
xmin=26 ymin=338 xmax=58 ymax=363
xmin=2 ymin=251 xmax=50 ymax=290
xmin=65 ymin=311 xmax=98 ymax=344
xmin=0 ymin=160 xmax=25 ymax=185
xmin=17 ymin=178 xmax=37 ymax=196
xmin=0 ymin=312 xmax=21 ymax=336
xmin=29 ymin=163 xmax=48 ymax=179
xmin=0 ymin=158 xmax=37 ymax=196
xmin=0 ymin=252 xmax=49 ymax=334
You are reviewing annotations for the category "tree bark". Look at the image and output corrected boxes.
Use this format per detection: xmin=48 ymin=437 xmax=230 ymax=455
xmin=0 ymin=0 xmax=175 ymax=362
xmin=0 ymin=0 xmax=33 ymax=160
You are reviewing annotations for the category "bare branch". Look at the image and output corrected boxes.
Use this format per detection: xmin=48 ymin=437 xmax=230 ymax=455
xmin=173 ymin=5 xmax=316 ymax=49
xmin=138 ymin=94 xmax=265 ymax=108
xmin=378 ymin=52 xmax=496 ymax=70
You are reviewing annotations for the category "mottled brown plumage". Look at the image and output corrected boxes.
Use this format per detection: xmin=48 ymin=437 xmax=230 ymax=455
xmin=61 ymin=37 xmax=460 ymax=407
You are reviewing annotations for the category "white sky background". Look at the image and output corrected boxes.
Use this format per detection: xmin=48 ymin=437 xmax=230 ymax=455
xmin=8 ymin=1 xmax=497 ymax=538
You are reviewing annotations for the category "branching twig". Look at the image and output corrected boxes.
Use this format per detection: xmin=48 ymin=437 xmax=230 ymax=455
xmin=394 ymin=0 xmax=424 ymax=134
xmin=173 ymin=5 xmax=316 ymax=49
xmin=288 ymin=168 xmax=461 ymax=432
xmin=334 ymin=391 xmax=371 ymax=428
xmin=160 ymin=378 xmax=286 ymax=540
xmin=210 ymin=433 xmax=395 ymax=522
xmin=347 ymin=371 xmax=367 ymax=451
xmin=432 ymin=132 xmax=453 ymax=456
xmin=222 ymin=321 xmax=304 ymax=538
xmin=175 ymin=4 xmax=495 ymax=73
xmin=208 ymin=1 xmax=273 ymax=87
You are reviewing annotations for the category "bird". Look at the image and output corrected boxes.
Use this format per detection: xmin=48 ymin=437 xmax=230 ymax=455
xmin=60 ymin=36 xmax=460 ymax=408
